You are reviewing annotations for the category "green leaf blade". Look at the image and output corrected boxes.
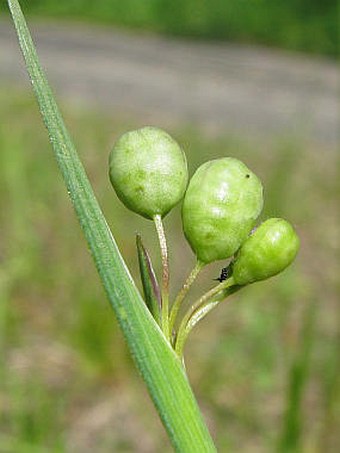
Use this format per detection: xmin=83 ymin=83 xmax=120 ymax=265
xmin=7 ymin=1 xmax=217 ymax=451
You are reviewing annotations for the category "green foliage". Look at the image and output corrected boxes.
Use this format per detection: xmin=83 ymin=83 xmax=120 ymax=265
xmin=5 ymin=1 xmax=216 ymax=451
xmin=1 ymin=2 xmax=339 ymax=446
xmin=1 ymin=85 xmax=339 ymax=451
xmin=1 ymin=0 xmax=336 ymax=56
xmin=278 ymin=300 xmax=317 ymax=451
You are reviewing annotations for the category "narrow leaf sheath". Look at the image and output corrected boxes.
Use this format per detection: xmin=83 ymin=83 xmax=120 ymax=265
xmin=7 ymin=1 xmax=216 ymax=451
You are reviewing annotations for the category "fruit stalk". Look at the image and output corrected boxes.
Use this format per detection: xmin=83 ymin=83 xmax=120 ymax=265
xmin=154 ymin=214 xmax=170 ymax=339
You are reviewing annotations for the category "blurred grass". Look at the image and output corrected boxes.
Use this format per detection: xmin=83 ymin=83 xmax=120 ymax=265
xmin=0 ymin=0 xmax=337 ymax=57
xmin=0 ymin=86 xmax=339 ymax=452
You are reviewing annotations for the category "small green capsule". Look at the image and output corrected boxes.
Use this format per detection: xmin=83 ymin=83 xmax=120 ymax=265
xmin=182 ymin=158 xmax=263 ymax=263
xmin=109 ymin=127 xmax=188 ymax=219
xmin=232 ymin=218 xmax=300 ymax=285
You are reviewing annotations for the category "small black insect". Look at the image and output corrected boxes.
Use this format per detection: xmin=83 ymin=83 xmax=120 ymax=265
xmin=245 ymin=174 xmax=250 ymax=178
xmin=214 ymin=266 xmax=230 ymax=282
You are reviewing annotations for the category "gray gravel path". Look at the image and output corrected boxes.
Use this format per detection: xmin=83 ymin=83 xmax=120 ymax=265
xmin=0 ymin=19 xmax=338 ymax=146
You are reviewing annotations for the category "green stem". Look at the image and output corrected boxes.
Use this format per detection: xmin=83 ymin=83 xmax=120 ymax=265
xmin=154 ymin=214 xmax=170 ymax=340
xmin=175 ymin=277 xmax=236 ymax=356
xmin=169 ymin=259 xmax=205 ymax=338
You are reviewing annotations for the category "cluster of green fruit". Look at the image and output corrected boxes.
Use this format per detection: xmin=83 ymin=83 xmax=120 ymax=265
xmin=109 ymin=126 xmax=299 ymax=288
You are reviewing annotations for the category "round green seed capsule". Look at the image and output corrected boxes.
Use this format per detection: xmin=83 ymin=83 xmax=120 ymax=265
xmin=182 ymin=157 xmax=263 ymax=264
xmin=109 ymin=127 xmax=188 ymax=219
xmin=232 ymin=218 xmax=300 ymax=285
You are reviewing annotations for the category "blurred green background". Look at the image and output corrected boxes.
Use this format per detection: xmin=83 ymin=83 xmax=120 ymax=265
xmin=1 ymin=1 xmax=339 ymax=452
xmin=0 ymin=0 xmax=337 ymax=56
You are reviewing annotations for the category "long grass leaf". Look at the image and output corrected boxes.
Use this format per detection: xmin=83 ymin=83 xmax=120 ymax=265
xmin=7 ymin=1 xmax=216 ymax=451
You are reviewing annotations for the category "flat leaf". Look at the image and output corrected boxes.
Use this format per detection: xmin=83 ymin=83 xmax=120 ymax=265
xmin=7 ymin=1 xmax=216 ymax=451
xmin=136 ymin=234 xmax=161 ymax=325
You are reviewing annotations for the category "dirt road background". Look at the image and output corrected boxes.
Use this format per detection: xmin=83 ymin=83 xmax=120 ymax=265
xmin=1 ymin=19 xmax=338 ymax=147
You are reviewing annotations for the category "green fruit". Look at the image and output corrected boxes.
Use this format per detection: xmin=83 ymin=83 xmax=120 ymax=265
xmin=109 ymin=127 xmax=188 ymax=219
xmin=232 ymin=218 xmax=300 ymax=285
xmin=182 ymin=158 xmax=263 ymax=263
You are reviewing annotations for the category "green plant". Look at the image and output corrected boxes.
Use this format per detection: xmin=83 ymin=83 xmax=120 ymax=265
xmin=7 ymin=1 xmax=299 ymax=450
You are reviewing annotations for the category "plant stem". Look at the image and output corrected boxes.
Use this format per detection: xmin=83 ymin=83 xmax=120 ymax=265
xmin=169 ymin=259 xmax=205 ymax=338
xmin=154 ymin=214 xmax=170 ymax=340
xmin=175 ymin=277 xmax=236 ymax=356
